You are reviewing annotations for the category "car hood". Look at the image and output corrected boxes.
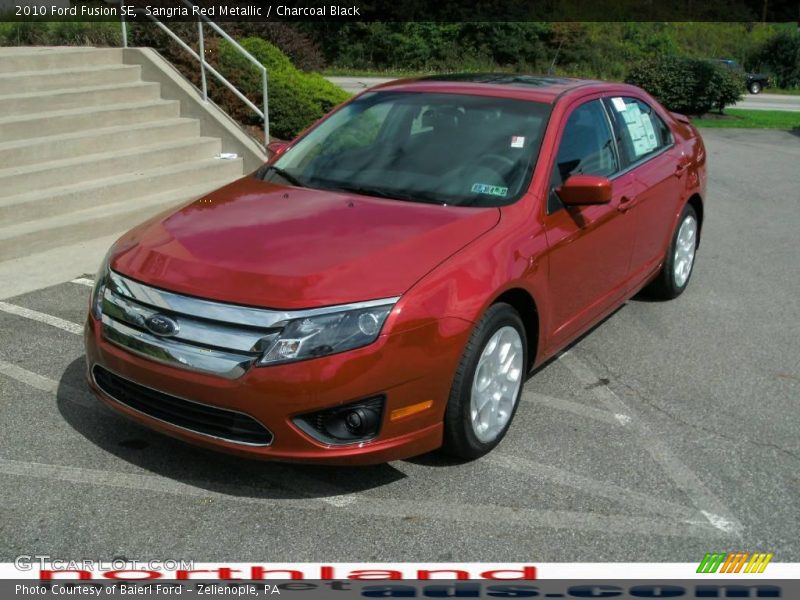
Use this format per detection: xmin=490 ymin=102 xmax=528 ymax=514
xmin=111 ymin=176 xmax=500 ymax=309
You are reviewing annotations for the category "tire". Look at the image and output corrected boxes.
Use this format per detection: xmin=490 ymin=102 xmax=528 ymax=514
xmin=442 ymin=303 xmax=527 ymax=460
xmin=646 ymin=204 xmax=699 ymax=300
xmin=749 ymin=81 xmax=762 ymax=94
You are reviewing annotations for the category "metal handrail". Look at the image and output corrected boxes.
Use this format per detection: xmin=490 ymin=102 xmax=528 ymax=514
xmin=119 ymin=0 xmax=269 ymax=146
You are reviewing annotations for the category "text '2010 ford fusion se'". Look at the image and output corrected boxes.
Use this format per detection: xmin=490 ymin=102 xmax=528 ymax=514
xmin=85 ymin=74 xmax=706 ymax=465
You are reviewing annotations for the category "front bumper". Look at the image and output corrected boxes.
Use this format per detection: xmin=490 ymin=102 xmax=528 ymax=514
xmin=84 ymin=313 xmax=471 ymax=465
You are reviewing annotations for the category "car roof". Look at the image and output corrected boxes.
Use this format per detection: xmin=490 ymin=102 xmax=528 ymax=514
xmin=370 ymin=73 xmax=618 ymax=104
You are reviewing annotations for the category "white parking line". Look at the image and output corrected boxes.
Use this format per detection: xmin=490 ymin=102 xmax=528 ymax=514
xmin=488 ymin=452 xmax=702 ymax=521
xmin=0 ymin=358 xmax=97 ymax=410
xmin=322 ymin=494 xmax=358 ymax=507
xmin=614 ymin=414 xmax=633 ymax=426
xmin=558 ymin=350 xmax=743 ymax=535
xmin=523 ymin=391 xmax=625 ymax=426
xmin=0 ymin=301 xmax=82 ymax=334
xmin=0 ymin=456 xmax=730 ymax=539
xmin=71 ymin=277 xmax=94 ymax=288
xmin=0 ymin=355 xmax=361 ymax=508
xmin=0 ymin=457 xmax=310 ymax=506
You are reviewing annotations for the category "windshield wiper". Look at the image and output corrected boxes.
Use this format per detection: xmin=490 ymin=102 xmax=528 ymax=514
xmin=265 ymin=166 xmax=306 ymax=188
xmin=328 ymin=184 xmax=396 ymax=199
xmin=324 ymin=183 xmax=445 ymax=205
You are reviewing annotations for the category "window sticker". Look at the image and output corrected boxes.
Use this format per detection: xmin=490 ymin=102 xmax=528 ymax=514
xmin=510 ymin=135 xmax=525 ymax=148
xmin=620 ymin=101 xmax=659 ymax=157
xmin=471 ymin=183 xmax=509 ymax=197
xmin=638 ymin=112 xmax=658 ymax=150
xmin=611 ymin=97 xmax=627 ymax=112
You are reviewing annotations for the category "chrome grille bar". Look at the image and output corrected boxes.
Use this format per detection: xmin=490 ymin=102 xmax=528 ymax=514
xmin=102 ymin=289 xmax=278 ymax=354
xmin=100 ymin=270 xmax=399 ymax=379
xmin=102 ymin=317 xmax=255 ymax=379
xmin=107 ymin=270 xmax=398 ymax=328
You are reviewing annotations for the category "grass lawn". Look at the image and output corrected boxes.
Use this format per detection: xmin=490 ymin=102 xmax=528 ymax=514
xmin=692 ymin=108 xmax=800 ymax=129
xmin=763 ymin=88 xmax=800 ymax=96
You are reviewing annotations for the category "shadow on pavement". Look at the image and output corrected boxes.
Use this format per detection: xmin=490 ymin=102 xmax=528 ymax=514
xmin=56 ymin=357 xmax=407 ymax=501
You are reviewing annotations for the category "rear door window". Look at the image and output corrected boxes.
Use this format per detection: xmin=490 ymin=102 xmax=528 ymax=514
xmin=606 ymin=97 xmax=672 ymax=165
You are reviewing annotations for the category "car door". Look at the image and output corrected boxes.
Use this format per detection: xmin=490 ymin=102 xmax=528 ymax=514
xmin=542 ymin=98 xmax=641 ymax=351
xmin=603 ymin=95 xmax=686 ymax=288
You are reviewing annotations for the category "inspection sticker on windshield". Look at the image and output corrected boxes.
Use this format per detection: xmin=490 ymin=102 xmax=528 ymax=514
xmin=472 ymin=183 xmax=508 ymax=197
xmin=510 ymin=135 xmax=525 ymax=148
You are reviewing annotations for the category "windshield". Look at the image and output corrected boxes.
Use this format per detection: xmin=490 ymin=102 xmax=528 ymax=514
xmin=260 ymin=91 xmax=551 ymax=207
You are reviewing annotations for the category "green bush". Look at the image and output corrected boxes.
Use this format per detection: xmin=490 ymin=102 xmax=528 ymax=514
xmin=221 ymin=22 xmax=325 ymax=72
xmin=711 ymin=64 xmax=746 ymax=111
xmin=305 ymin=22 xmax=545 ymax=72
xmin=217 ymin=37 xmax=349 ymax=140
xmin=625 ymin=55 xmax=742 ymax=115
xmin=223 ymin=35 xmax=293 ymax=73
xmin=753 ymin=30 xmax=800 ymax=88
xmin=0 ymin=21 xmax=120 ymax=46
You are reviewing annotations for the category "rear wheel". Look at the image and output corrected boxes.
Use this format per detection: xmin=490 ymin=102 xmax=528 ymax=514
xmin=749 ymin=81 xmax=762 ymax=94
xmin=442 ymin=303 xmax=527 ymax=460
xmin=646 ymin=204 xmax=699 ymax=300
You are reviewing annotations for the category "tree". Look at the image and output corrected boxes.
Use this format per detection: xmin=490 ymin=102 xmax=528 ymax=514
xmin=754 ymin=30 xmax=800 ymax=88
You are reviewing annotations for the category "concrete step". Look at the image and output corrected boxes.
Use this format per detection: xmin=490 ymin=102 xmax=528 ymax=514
xmin=0 ymin=175 xmax=241 ymax=261
xmin=0 ymin=137 xmax=222 ymax=198
xmin=0 ymin=64 xmax=142 ymax=94
xmin=0 ymin=47 xmax=123 ymax=74
xmin=0 ymin=157 xmax=244 ymax=226
xmin=0 ymin=46 xmax=251 ymax=267
xmin=0 ymin=100 xmax=181 ymax=142
xmin=0 ymin=118 xmax=201 ymax=169
xmin=0 ymin=81 xmax=162 ymax=116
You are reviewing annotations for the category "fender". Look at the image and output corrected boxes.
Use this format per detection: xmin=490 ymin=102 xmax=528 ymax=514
xmin=393 ymin=197 xmax=551 ymax=369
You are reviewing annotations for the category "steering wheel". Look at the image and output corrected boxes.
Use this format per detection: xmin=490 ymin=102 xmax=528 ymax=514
xmin=437 ymin=153 xmax=518 ymax=200
xmin=475 ymin=153 xmax=516 ymax=179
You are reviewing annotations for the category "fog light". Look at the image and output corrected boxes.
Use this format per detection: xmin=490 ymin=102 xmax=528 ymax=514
xmin=294 ymin=396 xmax=384 ymax=445
xmin=344 ymin=407 xmax=381 ymax=436
xmin=345 ymin=410 xmax=363 ymax=432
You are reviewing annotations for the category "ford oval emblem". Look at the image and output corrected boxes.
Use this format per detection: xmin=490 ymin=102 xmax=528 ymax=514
xmin=144 ymin=314 xmax=179 ymax=337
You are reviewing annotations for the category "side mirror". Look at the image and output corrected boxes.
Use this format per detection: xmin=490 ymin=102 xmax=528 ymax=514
xmin=556 ymin=175 xmax=612 ymax=206
xmin=267 ymin=141 xmax=289 ymax=159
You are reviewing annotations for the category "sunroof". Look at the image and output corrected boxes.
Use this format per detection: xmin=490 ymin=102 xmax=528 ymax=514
xmin=419 ymin=73 xmax=578 ymax=87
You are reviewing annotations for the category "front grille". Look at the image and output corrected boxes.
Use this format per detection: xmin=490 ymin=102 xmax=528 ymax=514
xmin=93 ymin=365 xmax=273 ymax=446
xmin=97 ymin=270 xmax=398 ymax=380
xmin=98 ymin=270 xmax=283 ymax=380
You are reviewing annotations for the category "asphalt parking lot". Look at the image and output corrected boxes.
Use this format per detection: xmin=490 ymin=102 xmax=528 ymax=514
xmin=0 ymin=128 xmax=798 ymax=563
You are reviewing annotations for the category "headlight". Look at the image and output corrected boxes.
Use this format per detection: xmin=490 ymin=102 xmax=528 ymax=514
xmin=257 ymin=302 xmax=396 ymax=366
xmin=90 ymin=252 xmax=111 ymax=321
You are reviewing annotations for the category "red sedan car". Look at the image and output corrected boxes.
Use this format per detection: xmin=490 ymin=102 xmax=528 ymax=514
xmin=85 ymin=74 xmax=706 ymax=464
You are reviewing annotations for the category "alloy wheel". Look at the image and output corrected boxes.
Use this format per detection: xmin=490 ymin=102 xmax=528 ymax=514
xmin=469 ymin=326 xmax=524 ymax=443
xmin=673 ymin=214 xmax=697 ymax=288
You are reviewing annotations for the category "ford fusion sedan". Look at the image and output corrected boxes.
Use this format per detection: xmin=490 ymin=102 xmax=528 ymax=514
xmin=85 ymin=74 xmax=706 ymax=464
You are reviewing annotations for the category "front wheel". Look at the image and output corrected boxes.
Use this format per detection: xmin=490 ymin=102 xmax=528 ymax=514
xmin=749 ymin=81 xmax=762 ymax=94
xmin=646 ymin=204 xmax=699 ymax=300
xmin=442 ymin=303 xmax=527 ymax=460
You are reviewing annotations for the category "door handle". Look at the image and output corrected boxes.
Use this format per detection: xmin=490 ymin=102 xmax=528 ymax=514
xmin=618 ymin=195 xmax=636 ymax=212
